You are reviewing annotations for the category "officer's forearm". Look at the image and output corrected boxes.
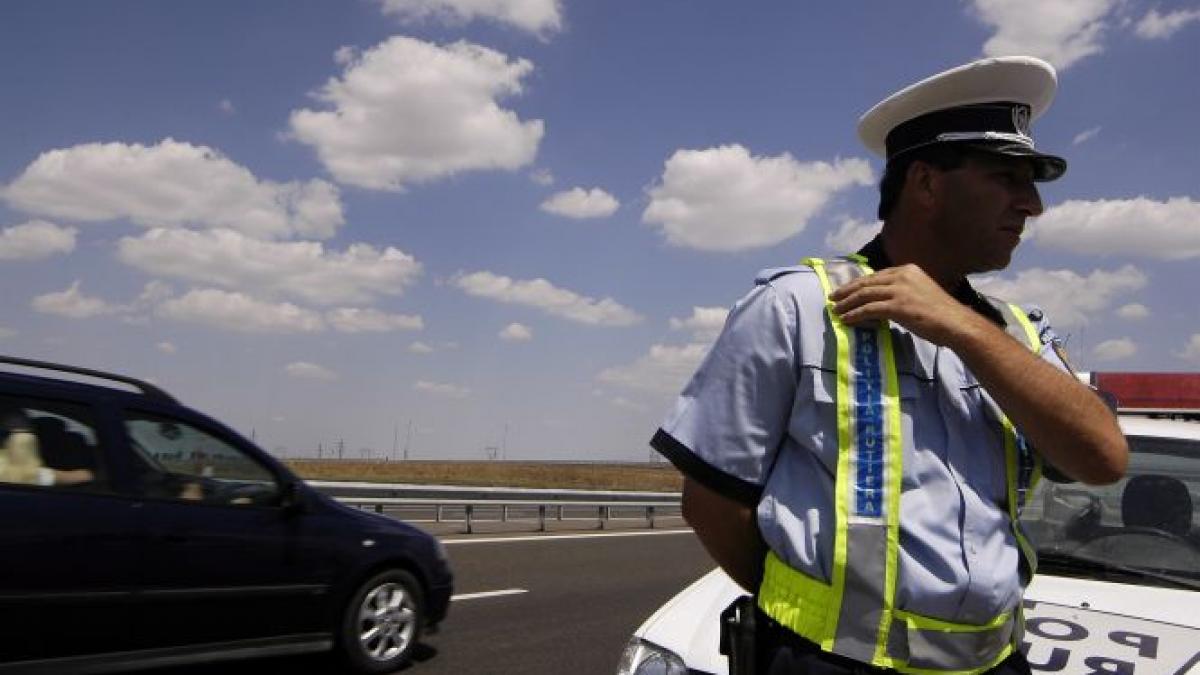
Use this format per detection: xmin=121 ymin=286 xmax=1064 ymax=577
xmin=682 ymin=477 xmax=766 ymax=593
xmin=948 ymin=315 xmax=1128 ymax=485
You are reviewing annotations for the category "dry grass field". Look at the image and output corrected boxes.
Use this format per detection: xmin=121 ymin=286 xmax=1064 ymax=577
xmin=285 ymin=459 xmax=684 ymax=493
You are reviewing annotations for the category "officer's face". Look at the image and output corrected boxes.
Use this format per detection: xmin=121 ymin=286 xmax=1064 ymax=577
xmin=929 ymin=153 xmax=1043 ymax=274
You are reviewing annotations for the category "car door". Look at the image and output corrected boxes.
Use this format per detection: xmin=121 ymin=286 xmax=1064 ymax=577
xmin=0 ymin=392 xmax=139 ymax=662
xmin=119 ymin=407 xmax=329 ymax=649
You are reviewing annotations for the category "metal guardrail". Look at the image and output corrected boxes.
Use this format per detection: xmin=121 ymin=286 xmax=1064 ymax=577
xmin=311 ymin=479 xmax=681 ymax=502
xmin=335 ymin=496 xmax=682 ymax=534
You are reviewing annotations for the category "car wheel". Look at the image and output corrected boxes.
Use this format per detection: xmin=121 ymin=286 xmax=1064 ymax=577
xmin=338 ymin=569 xmax=425 ymax=673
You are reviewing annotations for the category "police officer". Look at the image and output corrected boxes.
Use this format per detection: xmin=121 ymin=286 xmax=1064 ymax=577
xmin=650 ymin=56 xmax=1129 ymax=675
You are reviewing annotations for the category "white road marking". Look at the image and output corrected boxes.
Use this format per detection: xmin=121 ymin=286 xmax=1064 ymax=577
xmin=451 ymin=588 xmax=529 ymax=602
xmin=440 ymin=528 xmax=693 ymax=545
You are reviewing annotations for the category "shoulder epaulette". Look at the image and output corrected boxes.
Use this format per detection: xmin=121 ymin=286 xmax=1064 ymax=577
xmin=754 ymin=265 xmax=812 ymax=285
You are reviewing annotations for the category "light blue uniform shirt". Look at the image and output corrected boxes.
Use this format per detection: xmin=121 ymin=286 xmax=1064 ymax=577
xmin=652 ymin=263 xmax=1070 ymax=625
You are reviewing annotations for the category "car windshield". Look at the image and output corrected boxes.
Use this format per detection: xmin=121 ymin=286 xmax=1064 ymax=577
xmin=1021 ymin=428 xmax=1200 ymax=588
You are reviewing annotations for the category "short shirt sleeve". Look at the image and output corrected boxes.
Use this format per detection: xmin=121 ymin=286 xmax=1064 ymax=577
xmin=651 ymin=281 xmax=799 ymax=506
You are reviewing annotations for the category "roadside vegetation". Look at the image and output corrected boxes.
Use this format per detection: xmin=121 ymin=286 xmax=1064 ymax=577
xmin=285 ymin=459 xmax=683 ymax=492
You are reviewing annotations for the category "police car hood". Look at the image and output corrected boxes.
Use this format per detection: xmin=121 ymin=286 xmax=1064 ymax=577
xmin=1021 ymin=574 xmax=1200 ymax=673
xmin=634 ymin=568 xmax=744 ymax=674
xmin=634 ymin=569 xmax=1200 ymax=675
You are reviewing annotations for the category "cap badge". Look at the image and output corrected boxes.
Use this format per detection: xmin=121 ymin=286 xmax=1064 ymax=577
xmin=1012 ymin=104 xmax=1032 ymax=137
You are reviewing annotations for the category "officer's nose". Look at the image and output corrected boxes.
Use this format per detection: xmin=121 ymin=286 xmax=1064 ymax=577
xmin=1015 ymin=181 xmax=1043 ymax=217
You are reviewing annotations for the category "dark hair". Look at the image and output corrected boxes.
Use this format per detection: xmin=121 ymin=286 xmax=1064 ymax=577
xmin=876 ymin=144 xmax=972 ymax=220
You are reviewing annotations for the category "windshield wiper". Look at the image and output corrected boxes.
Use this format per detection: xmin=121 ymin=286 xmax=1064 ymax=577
xmin=1036 ymin=551 xmax=1200 ymax=591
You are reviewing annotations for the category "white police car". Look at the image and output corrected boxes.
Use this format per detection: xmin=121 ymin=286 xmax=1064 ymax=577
xmin=619 ymin=416 xmax=1200 ymax=675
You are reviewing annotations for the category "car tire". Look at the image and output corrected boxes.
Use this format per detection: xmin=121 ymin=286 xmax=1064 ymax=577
xmin=337 ymin=569 xmax=425 ymax=674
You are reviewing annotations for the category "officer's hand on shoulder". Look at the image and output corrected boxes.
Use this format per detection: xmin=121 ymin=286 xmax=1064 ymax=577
xmin=829 ymin=264 xmax=980 ymax=346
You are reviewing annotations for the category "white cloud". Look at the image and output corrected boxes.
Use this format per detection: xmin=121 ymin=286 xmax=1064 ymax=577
xmin=1134 ymin=7 xmax=1200 ymax=39
xmin=31 ymin=280 xmax=171 ymax=322
xmin=1116 ymin=303 xmax=1149 ymax=320
xmin=158 ymin=289 xmax=326 ymax=334
xmin=0 ymin=327 xmax=15 ymax=339
xmin=539 ymin=187 xmax=619 ymax=219
xmin=409 ymin=341 xmax=435 ymax=354
xmin=31 ymin=281 xmax=118 ymax=319
xmin=1072 ymin=126 xmax=1102 ymax=145
xmin=824 ymin=217 xmax=880 ymax=254
xmin=669 ymin=307 xmax=728 ymax=343
xmin=118 ymin=228 xmax=421 ymax=305
xmin=499 ymin=322 xmax=533 ymax=341
xmin=289 ymin=37 xmax=543 ymax=191
xmin=611 ymin=396 xmax=648 ymax=412
xmin=971 ymin=0 xmax=1117 ymax=70
xmin=132 ymin=281 xmax=175 ymax=311
xmin=157 ymin=341 xmax=177 ymax=354
xmin=1092 ymin=338 xmax=1137 ymax=362
xmin=530 ymin=168 xmax=555 ymax=186
xmin=453 ymin=271 xmax=641 ymax=326
xmin=0 ymin=220 xmax=76 ymax=260
xmin=598 ymin=343 xmax=710 ymax=395
xmin=2 ymin=139 xmax=344 ymax=240
xmin=642 ymin=145 xmax=872 ymax=252
xmin=414 ymin=379 xmax=471 ymax=398
xmin=975 ymin=266 xmax=1147 ymax=328
xmin=327 ymin=308 xmax=424 ymax=333
xmin=333 ymin=45 xmax=357 ymax=66
xmin=1180 ymin=334 xmax=1200 ymax=363
xmin=285 ymin=361 xmax=338 ymax=381
xmin=377 ymin=0 xmax=562 ymax=37
xmin=218 ymin=99 xmax=235 ymax=115
xmin=1031 ymin=197 xmax=1200 ymax=259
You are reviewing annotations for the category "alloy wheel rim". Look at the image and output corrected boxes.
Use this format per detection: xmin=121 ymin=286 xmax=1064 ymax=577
xmin=357 ymin=581 xmax=417 ymax=661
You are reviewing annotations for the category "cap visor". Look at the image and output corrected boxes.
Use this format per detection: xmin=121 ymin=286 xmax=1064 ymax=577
xmin=964 ymin=142 xmax=1067 ymax=182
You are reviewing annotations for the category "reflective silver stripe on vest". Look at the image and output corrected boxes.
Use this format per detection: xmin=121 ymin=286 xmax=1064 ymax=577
xmin=823 ymin=259 xmax=902 ymax=665
xmin=899 ymin=617 xmax=1015 ymax=671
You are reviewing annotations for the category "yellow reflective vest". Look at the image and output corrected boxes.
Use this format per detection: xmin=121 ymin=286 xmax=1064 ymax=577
xmin=757 ymin=256 xmax=1042 ymax=674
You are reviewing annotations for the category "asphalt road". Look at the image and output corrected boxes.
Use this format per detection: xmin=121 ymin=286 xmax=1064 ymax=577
xmin=161 ymin=526 xmax=714 ymax=675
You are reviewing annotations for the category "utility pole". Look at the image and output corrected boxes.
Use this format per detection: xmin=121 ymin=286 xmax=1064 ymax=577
xmin=501 ymin=423 xmax=509 ymax=461
xmin=403 ymin=420 xmax=412 ymax=461
xmin=338 ymin=439 xmax=344 ymax=460
xmin=393 ymin=423 xmax=399 ymax=461
xmin=317 ymin=442 xmax=323 ymax=460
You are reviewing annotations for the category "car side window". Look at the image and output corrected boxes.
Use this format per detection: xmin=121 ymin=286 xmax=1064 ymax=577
xmin=123 ymin=411 xmax=280 ymax=506
xmin=0 ymin=394 xmax=107 ymax=491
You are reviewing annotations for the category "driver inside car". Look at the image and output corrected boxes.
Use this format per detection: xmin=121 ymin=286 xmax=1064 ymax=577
xmin=0 ymin=406 xmax=95 ymax=487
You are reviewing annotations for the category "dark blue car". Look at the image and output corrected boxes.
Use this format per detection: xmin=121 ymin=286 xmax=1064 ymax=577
xmin=0 ymin=356 xmax=452 ymax=673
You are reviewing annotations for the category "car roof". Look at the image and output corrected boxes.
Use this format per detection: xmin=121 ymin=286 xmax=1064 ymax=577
xmin=1118 ymin=415 xmax=1200 ymax=441
xmin=0 ymin=355 xmax=178 ymax=406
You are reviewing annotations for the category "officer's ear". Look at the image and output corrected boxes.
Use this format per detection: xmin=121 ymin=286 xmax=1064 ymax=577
xmin=903 ymin=160 xmax=942 ymax=210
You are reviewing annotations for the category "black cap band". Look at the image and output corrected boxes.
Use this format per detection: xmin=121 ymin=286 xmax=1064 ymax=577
xmin=885 ymin=102 xmax=1033 ymax=160
xmin=883 ymin=101 xmax=1066 ymax=181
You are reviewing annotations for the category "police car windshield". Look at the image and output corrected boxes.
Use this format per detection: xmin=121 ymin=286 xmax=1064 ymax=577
xmin=1021 ymin=434 xmax=1200 ymax=587
xmin=1034 ymin=552 xmax=1200 ymax=590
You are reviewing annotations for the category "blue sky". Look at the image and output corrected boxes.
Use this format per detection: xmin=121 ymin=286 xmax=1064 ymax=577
xmin=1 ymin=1 xmax=1197 ymax=461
